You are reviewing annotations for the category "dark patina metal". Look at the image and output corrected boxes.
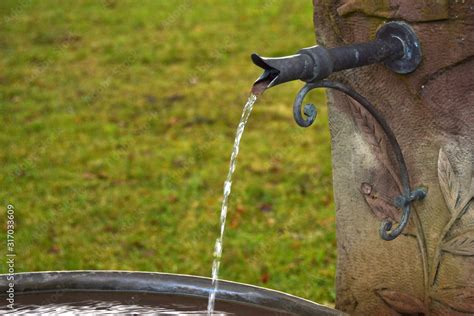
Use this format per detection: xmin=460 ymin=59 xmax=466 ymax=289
xmin=0 ymin=271 xmax=343 ymax=315
xmin=251 ymin=21 xmax=422 ymax=93
xmin=251 ymin=21 xmax=426 ymax=240
xmin=293 ymin=80 xmax=426 ymax=240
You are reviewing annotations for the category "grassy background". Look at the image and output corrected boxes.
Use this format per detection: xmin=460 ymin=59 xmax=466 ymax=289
xmin=0 ymin=0 xmax=335 ymax=305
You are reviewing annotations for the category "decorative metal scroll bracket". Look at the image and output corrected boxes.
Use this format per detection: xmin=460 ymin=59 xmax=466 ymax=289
xmin=250 ymin=21 xmax=427 ymax=240
xmin=293 ymin=80 xmax=427 ymax=241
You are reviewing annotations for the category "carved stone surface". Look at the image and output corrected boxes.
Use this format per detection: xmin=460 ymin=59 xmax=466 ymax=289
xmin=312 ymin=1 xmax=473 ymax=314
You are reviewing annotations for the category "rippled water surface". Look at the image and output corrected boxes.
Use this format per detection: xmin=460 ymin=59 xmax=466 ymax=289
xmin=0 ymin=291 xmax=292 ymax=315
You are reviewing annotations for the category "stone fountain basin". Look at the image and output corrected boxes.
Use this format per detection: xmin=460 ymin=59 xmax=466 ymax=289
xmin=0 ymin=271 xmax=341 ymax=315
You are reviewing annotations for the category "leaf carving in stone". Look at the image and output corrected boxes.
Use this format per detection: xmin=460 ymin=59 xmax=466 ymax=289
xmin=432 ymin=287 xmax=474 ymax=313
xmin=441 ymin=226 xmax=474 ymax=256
xmin=350 ymin=99 xmax=401 ymax=220
xmin=350 ymin=99 xmax=402 ymax=191
xmin=436 ymin=148 xmax=473 ymax=257
xmin=360 ymin=182 xmax=400 ymax=221
xmin=375 ymin=288 xmax=426 ymax=314
xmin=431 ymin=148 xmax=474 ymax=288
xmin=438 ymin=148 xmax=462 ymax=214
xmin=431 ymin=300 xmax=471 ymax=316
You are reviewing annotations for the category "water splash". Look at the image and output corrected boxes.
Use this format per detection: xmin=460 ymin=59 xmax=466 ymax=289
xmin=207 ymin=94 xmax=258 ymax=314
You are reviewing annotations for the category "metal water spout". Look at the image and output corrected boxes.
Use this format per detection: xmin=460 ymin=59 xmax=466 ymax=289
xmin=251 ymin=21 xmax=427 ymax=241
xmin=251 ymin=21 xmax=421 ymax=95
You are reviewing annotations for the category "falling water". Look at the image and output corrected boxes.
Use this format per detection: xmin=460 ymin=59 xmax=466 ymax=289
xmin=207 ymin=94 xmax=258 ymax=314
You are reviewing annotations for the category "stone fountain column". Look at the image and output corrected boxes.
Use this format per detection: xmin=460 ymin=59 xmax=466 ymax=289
xmin=312 ymin=1 xmax=473 ymax=314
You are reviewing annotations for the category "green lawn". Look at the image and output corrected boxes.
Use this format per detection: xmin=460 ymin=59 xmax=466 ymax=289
xmin=0 ymin=0 xmax=335 ymax=305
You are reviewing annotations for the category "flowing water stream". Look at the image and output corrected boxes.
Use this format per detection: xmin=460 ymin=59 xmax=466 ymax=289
xmin=1 ymin=95 xmax=260 ymax=315
xmin=207 ymin=94 xmax=258 ymax=314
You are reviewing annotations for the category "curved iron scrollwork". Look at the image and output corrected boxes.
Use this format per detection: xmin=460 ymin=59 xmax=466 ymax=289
xmin=293 ymin=80 xmax=426 ymax=240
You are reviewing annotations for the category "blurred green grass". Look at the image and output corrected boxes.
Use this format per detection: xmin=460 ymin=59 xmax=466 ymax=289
xmin=0 ymin=0 xmax=335 ymax=305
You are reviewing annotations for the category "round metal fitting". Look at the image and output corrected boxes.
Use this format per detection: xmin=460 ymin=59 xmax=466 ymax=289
xmin=376 ymin=21 xmax=422 ymax=74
